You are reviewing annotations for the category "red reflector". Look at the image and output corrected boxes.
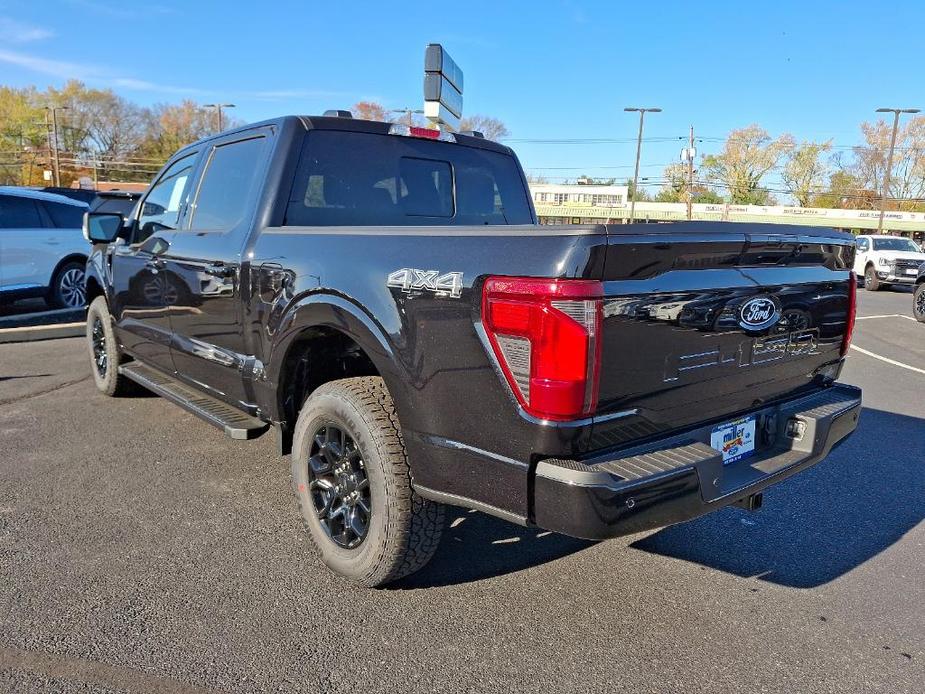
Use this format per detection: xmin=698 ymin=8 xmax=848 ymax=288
xmin=481 ymin=277 xmax=603 ymax=421
xmin=841 ymin=272 xmax=857 ymax=357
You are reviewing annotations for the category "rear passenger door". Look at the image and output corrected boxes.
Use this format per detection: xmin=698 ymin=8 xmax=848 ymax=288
xmin=0 ymin=194 xmax=50 ymax=291
xmin=161 ymin=130 xmax=271 ymax=409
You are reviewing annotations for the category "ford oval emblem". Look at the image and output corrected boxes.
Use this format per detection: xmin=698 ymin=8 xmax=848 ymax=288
xmin=738 ymin=296 xmax=780 ymax=331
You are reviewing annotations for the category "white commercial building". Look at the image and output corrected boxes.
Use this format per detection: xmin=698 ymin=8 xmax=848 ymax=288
xmin=530 ymin=183 xmax=628 ymax=208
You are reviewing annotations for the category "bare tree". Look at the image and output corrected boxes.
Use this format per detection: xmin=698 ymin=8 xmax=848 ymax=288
xmin=702 ymin=125 xmax=794 ymax=204
xmin=782 ymin=141 xmax=832 ymax=206
xmin=351 ymin=101 xmax=389 ymax=122
xmin=458 ymin=115 xmax=510 ymax=140
xmin=850 ymin=117 xmax=925 ymax=210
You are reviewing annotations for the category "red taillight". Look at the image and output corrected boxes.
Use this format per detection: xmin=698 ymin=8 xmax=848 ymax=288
xmin=841 ymin=272 xmax=857 ymax=357
xmin=481 ymin=276 xmax=603 ymax=421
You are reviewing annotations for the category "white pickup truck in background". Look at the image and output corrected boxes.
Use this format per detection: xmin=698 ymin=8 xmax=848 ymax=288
xmin=0 ymin=187 xmax=90 ymax=309
xmin=854 ymin=234 xmax=925 ymax=291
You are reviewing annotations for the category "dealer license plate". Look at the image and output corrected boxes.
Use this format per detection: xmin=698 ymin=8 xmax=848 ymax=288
xmin=710 ymin=416 xmax=757 ymax=465
xmin=905 ymin=269 xmax=918 ymax=276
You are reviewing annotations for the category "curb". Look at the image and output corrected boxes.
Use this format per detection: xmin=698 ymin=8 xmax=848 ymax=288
xmin=0 ymin=322 xmax=86 ymax=344
xmin=0 ymin=307 xmax=86 ymax=330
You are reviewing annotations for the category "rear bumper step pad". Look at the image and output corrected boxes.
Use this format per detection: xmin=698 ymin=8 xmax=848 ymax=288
xmin=534 ymin=384 xmax=861 ymax=540
xmin=119 ymin=363 xmax=269 ymax=440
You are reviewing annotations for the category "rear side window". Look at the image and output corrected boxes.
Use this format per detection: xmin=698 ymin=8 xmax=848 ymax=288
xmin=191 ymin=137 xmax=266 ymax=231
xmin=42 ymin=201 xmax=85 ymax=228
xmin=0 ymin=195 xmax=43 ymax=229
xmin=285 ymin=130 xmax=533 ymax=226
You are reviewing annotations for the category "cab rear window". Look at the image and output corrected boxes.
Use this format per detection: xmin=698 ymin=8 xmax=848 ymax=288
xmin=284 ymin=130 xmax=533 ymax=226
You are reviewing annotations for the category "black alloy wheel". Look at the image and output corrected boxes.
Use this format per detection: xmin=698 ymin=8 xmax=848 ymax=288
xmin=914 ymin=284 xmax=925 ymax=322
xmin=306 ymin=423 xmax=371 ymax=549
xmin=91 ymin=316 xmax=108 ymax=377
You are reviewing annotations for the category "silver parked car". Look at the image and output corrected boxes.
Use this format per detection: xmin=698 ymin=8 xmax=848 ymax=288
xmin=0 ymin=187 xmax=90 ymax=308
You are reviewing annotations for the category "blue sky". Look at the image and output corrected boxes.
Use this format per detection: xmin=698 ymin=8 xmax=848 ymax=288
xmin=2 ymin=0 xmax=923 ymax=192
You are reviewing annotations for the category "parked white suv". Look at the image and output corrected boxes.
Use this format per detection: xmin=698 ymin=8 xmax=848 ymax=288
xmin=0 ymin=187 xmax=90 ymax=308
xmin=854 ymin=234 xmax=925 ymax=291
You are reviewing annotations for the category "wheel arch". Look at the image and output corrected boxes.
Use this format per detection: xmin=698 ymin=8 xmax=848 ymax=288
xmin=49 ymin=253 xmax=89 ymax=285
xmin=266 ymin=294 xmax=409 ymax=451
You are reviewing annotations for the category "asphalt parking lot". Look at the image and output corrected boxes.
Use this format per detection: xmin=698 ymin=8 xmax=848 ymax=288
xmin=0 ymin=288 xmax=922 ymax=693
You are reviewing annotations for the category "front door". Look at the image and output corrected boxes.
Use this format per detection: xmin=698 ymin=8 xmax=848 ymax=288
xmin=110 ymin=152 xmax=198 ymax=371
xmin=161 ymin=131 xmax=271 ymax=409
xmin=853 ymin=236 xmax=870 ymax=275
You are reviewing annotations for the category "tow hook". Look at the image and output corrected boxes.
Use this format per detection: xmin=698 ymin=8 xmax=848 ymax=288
xmin=734 ymin=493 xmax=763 ymax=512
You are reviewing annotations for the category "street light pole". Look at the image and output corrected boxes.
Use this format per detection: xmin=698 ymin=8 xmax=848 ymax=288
xmin=203 ymin=103 xmax=236 ymax=133
xmin=389 ymin=108 xmax=425 ymax=126
xmin=625 ymin=107 xmax=661 ymax=224
xmin=875 ymin=107 xmax=920 ymax=234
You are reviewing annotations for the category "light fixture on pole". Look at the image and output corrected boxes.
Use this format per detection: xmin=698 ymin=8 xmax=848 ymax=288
xmin=389 ymin=108 xmax=425 ymax=126
xmin=203 ymin=103 xmax=236 ymax=133
xmin=874 ymin=107 xmax=920 ymax=234
xmin=624 ymin=107 xmax=662 ymax=224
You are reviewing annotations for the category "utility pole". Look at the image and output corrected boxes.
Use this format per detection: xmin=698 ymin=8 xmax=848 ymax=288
xmin=203 ymin=103 xmax=236 ymax=133
xmin=44 ymin=106 xmax=68 ymax=188
xmin=875 ymin=107 xmax=920 ymax=234
xmin=685 ymin=125 xmax=695 ymax=221
xmin=390 ymin=108 xmax=425 ymax=126
xmin=624 ymin=107 xmax=661 ymax=224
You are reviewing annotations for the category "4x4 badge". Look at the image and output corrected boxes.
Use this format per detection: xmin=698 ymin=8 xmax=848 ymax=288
xmin=387 ymin=268 xmax=463 ymax=298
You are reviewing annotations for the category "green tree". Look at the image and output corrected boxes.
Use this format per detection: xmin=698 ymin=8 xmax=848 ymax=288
xmin=782 ymin=141 xmax=832 ymax=206
xmin=702 ymin=125 xmax=794 ymax=204
xmin=0 ymin=86 xmax=44 ymax=185
xmin=625 ymin=177 xmax=651 ymax=202
xmin=654 ymin=162 xmax=687 ymax=202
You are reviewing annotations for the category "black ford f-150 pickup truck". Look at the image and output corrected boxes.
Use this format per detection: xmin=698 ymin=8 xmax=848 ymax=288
xmin=82 ymin=114 xmax=861 ymax=586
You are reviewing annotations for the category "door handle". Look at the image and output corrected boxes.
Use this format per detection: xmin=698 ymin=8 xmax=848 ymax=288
xmin=204 ymin=263 xmax=235 ymax=278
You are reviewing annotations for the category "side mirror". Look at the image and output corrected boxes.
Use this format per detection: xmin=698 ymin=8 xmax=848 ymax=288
xmin=83 ymin=211 xmax=124 ymax=243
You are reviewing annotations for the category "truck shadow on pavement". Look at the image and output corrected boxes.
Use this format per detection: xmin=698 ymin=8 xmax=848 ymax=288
xmin=393 ymin=511 xmax=593 ymax=588
xmin=631 ymin=407 xmax=924 ymax=588
xmin=398 ymin=407 xmax=922 ymax=589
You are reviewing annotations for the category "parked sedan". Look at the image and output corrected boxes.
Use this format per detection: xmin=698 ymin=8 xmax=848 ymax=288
xmin=0 ymin=187 xmax=90 ymax=308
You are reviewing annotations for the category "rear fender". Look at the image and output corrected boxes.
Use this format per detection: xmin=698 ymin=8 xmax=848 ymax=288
xmin=262 ymin=293 xmax=408 ymax=423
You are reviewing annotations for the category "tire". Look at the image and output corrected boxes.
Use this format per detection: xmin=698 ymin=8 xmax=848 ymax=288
xmin=86 ymin=296 xmax=134 ymax=396
xmin=914 ymin=284 xmax=925 ymax=323
xmin=291 ymin=377 xmax=445 ymax=587
xmin=49 ymin=260 xmax=87 ymax=308
xmin=864 ymin=265 xmax=881 ymax=291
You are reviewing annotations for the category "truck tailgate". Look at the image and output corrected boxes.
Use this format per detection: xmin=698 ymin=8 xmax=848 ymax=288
xmin=593 ymin=224 xmax=855 ymax=446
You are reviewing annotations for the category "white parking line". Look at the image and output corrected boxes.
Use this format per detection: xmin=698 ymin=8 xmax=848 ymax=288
xmin=850 ymin=344 xmax=925 ymax=375
xmin=856 ymin=314 xmax=905 ymax=320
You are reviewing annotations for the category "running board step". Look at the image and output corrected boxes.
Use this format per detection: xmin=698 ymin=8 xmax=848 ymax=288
xmin=119 ymin=362 xmax=269 ymax=440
